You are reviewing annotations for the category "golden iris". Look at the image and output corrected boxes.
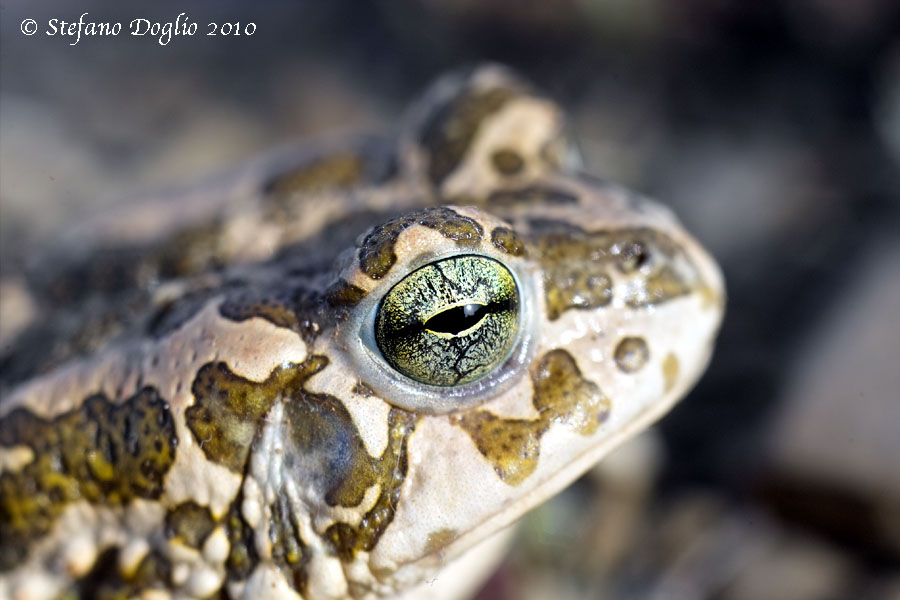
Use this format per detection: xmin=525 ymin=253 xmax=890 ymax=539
xmin=375 ymin=255 xmax=519 ymax=386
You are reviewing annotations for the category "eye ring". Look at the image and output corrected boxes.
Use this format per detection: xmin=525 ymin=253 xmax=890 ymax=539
xmin=339 ymin=249 xmax=540 ymax=414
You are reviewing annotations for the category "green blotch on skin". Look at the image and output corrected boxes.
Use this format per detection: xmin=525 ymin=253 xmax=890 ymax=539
xmin=186 ymin=356 xmax=328 ymax=472
xmin=264 ymin=153 xmax=366 ymax=200
xmin=185 ymin=356 xmax=419 ymax=567
xmin=0 ymin=387 xmax=177 ymax=571
xmin=662 ymin=353 xmax=680 ymax=393
xmin=452 ymin=349 xmax=609 ymax=486
xmin=419 ymin=86 xmax=516 ymax=185
xmin=491 ymin=226 xmax=527 ymax=257
xmin=490 ymin=148 xmax=525 ymax=176
xmin=614 ymin=336 xmax=650 ymax=374
xmin=534 ymin=225 xmax=697 ymax=320
xmin=358 ymin=207 xmax=484 ymax=280
xmin=324 ymin=408 xmax=417 ymax=560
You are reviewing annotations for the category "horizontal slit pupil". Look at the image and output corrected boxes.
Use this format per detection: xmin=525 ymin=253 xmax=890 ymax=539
xmin=425 ymin=304 xmax=487 ymax=335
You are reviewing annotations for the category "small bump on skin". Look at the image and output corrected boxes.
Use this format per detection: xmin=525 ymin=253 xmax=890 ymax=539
xmin=73 ymin=547 xmax=174 ymax=598
xmin=490 ymin=148 xmax=525 ymax=176
xmin=351 ymin=382 xmax=377 ymax=398
xmin=269 ymin=495 xmax=310 ymax=594
xmin=490 ymin=226 xmax=527 ymax=257
xmin=614 ymin=337 xmax=650 ymax=373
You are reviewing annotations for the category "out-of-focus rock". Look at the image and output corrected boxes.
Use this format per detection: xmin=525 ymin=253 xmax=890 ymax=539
xmin=764 ymin=237 xmax=900 ymax=555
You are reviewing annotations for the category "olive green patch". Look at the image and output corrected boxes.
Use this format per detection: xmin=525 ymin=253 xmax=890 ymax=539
xmin=0 ymin=388 xmax=177 ymax=571
xmin=357 ymin=207 xmax=484 ymax=280
xmin=185 ymin=356 xmax=419 ymax=565
xmin=165 ymin=502 xmax=216 ymax=549
xmin=264 ymin=153 xmax=366 ymax=199
xmin=614 ymin=337 xmax=650 ymax=373
xmin=72 ymin=546 xmax=173 ymax=600
xmin=491 ymin=226 xmax=527 ymax=257
xmin=662 ymin=353 xmax=680 ymax=393
xmin=487 ymin=185 xmax=579 ymax=206
xmin=324 ymin=409 xmax=417 ymax=560
xmin=186 ymin=356 xmax=328 ymax=472
xmin=220 ymin=286 xmax=324 ymax=343
xmin=490 ymin=148 xmax=525 ymax=176
xmin=419 ymin=86 xmax=517 ymax=185
xmin=625 ymin=265 xmax=693 ymax=308
xmin=452 ymin=349 xmax=609 ymax=486
xmin=261 ymin=141 xmax=397 ymax=221
xmin=533 ymin=226 xmax=697 ymax=320
xmin=325 ymin=279 xmax=368 ymax=307
xmin=425 ymin=528 xmax=458 ymax=556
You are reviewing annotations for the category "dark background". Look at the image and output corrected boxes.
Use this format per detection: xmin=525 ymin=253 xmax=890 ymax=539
xmin=2 ymin=1 xmax=899 ymax=598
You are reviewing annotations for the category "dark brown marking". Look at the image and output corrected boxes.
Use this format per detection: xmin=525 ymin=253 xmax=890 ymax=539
xmin=352 ymin=382 xmax=377 ymax=398
xmin=325 ymin=279 xmax=368 ymax=308
xmin=419 ymin=86 xmax=517 ymax=185
xmin=491 ymin=226 xmax=527 ymax=257
xmin=451 ymin=350 xmax=609 ymax=485
xmin=357 ymin=207 xmax=484 ymax=280
xmin=0 ymin=387 xmax=177 ymax=571
xmin=490 ymin=148 xmax=525 ymax=176
xmin=265 ymin=153 xmax=366 ymax=198
xmin=614 ymin=337 xmax=650 ymax=373
xmin=262 ymin=139 xmax=398 ymax=213
xmin=487 ymin=185 xmax=579 ymax=206
xmin=220 ymin=286 xmax=324 ymax=343
xmin=324 ymin=409 xmax=417 ymax=560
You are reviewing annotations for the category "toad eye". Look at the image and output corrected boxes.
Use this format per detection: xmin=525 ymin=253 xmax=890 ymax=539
xmin=375 ymin=255 xmax=520 ymax=386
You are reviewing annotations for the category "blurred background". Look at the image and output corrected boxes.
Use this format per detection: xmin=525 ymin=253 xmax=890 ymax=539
xmin=2 ymin=1 xmax=899 ymax=598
